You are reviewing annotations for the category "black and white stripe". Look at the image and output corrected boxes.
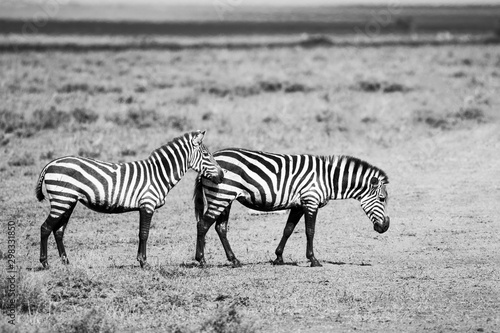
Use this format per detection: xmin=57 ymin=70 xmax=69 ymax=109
xmin=36 ymin=130 xmax=223 ymax=268
xmin=194 ymin=148 xmax=389 ymax=267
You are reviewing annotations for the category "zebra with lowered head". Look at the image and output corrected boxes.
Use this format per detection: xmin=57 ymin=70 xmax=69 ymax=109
xmin=194 ymin=148 xmax=390 ymax=267
xmin=36 ymin=130 xmax=224 ymax=269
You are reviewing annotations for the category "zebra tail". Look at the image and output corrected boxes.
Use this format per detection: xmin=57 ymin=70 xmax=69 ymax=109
xmin=193 ymin=175 xmax=207 ymax=222
xmin=35 ymin=163 xmax=49 ymax=202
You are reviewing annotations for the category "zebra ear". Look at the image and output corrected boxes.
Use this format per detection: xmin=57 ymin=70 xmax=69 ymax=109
xmin=192 ymin=130 xmax=206 ymax=146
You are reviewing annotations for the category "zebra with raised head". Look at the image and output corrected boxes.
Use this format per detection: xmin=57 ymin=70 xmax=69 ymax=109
xmin=194 ymin=148 xmax=390 ymax=267
xmin=36 ymin=130 xmax=224 ymax=269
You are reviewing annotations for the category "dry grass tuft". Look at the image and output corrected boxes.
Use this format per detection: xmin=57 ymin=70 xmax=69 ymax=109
xmin=199 ymin=303 xmax=257 ymax=333
xmin=49 ymin=308 xmax=117 ymax=333
xmin=8 ymin=152 xmax=36 ymax=167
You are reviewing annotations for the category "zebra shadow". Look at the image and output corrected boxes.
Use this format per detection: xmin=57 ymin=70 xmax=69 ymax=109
xmin=322 ymin=260 xmax=372 ymax=267
xmin=203 ymin=260 xmax=373 ymax=268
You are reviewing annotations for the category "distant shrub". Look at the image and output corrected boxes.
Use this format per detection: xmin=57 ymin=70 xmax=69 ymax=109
xmin=50 ymin=308 xmax=117 ymax=333
xmin=316 ymin=110 xmax=347 ymax=134
xmin=352 ymin=80 xmax=412 ymax=93
xmin=383 ymin=83 xmax=411 ymax=93
xmin=121 ymin=148 xmax=137 ymax=157
xmin=152 ymin=82 xmax=174 ymax=89
xmin=0 ymin=134 xmax=9 ymax=146
xmin=72 ymin=108 xmax=99 ymax=124
xmin=40 ymin=151 xmax=55 ymax=160
xmin=58 ymin=83 xmax=122 ymax=94
xmin=167 ymin=115 xmax=191 ymax=131
xmin=26 ymin=86 xmax=43 ymax=94
xmin=283 ymin=83 xmax=311 ymax=93
xmin=354 ymin=80 xmax=382 ymax=92
xmin=0 ymin=109 xmax=25 ymax=133
xmin=32 ymin=107 xmax=71 ymax=130
xmin=414 ymin=109 xmax=450 ymax=130
xmin=78 ymin=148 xmax=101 ymax=159
xmin=452 ymin=71 xmax=467 ymax=78
xmin=461 ymin=58 xmax=473 ymax=66
xmin=200 ymin=80 xmax=312 ymax=99
xmin=203 ymin=86 xmax=231 ymax=98
xmin=93 ymin=85 xmax=123 ymax=94
xmin=8 ymin=152 xmax=35 ymax=167
xmin=57 ymin=83 xmax=90 ymax=93
xmin=414 ymin=107 xmax=485 ymax=130
xmin=233 ymin=85 xmax=261 ymax=97
xmin=129 ymin=108 xmax=161 ymax=128
xmin=108 ymin=108 xmax=163 ymax=129
xmin=134 ymin=85 xmax=147 ymax=93
xmin=176 ymin=95 xmax=199 ymax=105
xmin=262 ymin=116 xmax=279 ymax=124
xmin=118 ymin=95 xmax=134 ymax=104
xmin=454 ymin=107 xmax=485 ymax=122
xmin=202 ymin=112 xmax=214 ymax=121
xmin=258 ymin=81 xmax=282 ymax=92
xmin=361 ymin=116 xmax=377 ymax=124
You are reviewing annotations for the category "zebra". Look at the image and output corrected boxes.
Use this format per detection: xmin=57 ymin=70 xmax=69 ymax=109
xmin=35 ymin=130 xmax=224 ymax=269
xmin=193 ymin=148 xmax=390 ymax=268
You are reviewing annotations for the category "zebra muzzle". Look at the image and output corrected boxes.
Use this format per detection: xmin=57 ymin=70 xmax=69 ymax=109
xmin=373 ymin=216 xmax=390 ymax=234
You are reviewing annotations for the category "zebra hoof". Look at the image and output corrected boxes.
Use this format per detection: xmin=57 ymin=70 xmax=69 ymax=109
xmin=272 ymin=258 xmax=285 ymax=265
xmin=198 ymin=258 xmax=207 ymax=268
xmin=231 ymin=259 xmax=242 ymax=268
xmin=310 ymin=260 xmax=323 ymax=267
xmin=61 ymin=256 xmax=69 ymax=265
xmin=41 ymin=260 xmax=49 ymax=269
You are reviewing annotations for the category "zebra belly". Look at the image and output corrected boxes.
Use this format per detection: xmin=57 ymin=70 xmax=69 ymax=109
xmin=79 ymin=200 xmax=138 ymax=214
xmin=235 ymin=196 xmax=302 ymax=212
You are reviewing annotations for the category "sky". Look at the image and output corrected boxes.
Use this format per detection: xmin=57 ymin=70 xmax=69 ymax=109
xmin=14 ymin=0 xmax=500 ymax=5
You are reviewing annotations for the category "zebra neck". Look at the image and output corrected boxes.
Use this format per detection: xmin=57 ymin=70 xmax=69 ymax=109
xmin=149 ymin=144 xmax=190 ymax=190
xmin=325 ymin=155 xmax=371 ymax=201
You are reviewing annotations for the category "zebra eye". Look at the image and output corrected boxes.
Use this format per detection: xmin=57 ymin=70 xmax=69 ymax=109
xmin=380 ymin=197 xmax=386 ymax=203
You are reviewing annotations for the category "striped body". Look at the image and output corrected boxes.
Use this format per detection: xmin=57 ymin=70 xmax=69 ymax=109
xmin=43 ymin=149 xmax=191 ymax=217
xmin=194 ymin=148 xmax=389 ymax=267
xmin=36 ymin=130 xmax=223 ymax=268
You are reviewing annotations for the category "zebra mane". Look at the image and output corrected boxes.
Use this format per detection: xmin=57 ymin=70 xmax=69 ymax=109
xmin=320 ymin=155 xmax=389 ymax=184
xmin=149 ymin=132 xmax=192 ymax=157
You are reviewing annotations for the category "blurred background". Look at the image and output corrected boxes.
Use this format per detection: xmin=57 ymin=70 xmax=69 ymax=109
xmin=1 ymin=0 xmax=500 ymax=44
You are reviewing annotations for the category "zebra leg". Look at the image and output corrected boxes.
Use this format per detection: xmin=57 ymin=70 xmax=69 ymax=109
xmin=40 ymin=214 xmax=66 ymax=269
xmin=195 ymin=216 xmax=216 ymax=267
xmin=54 ymin=222 xmax=70 ymax=265
xmin=53 ymin=205 xmax=75 ymax=265
xmin=304 ymin=209 xmax=322 ymax=267
xmin=137 ymin=207 xmax=154 ymax=269
xmin=214 ymin=205 xmax=241 ymax=268
xmin=273 ymin=207 xmax=304 ymax=265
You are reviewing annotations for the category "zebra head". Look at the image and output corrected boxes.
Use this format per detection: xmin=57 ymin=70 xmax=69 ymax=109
xmin=189 ymin=130 xmax=224 ymax=184
xmin=359 ymin=176 xmax=390 ymax=233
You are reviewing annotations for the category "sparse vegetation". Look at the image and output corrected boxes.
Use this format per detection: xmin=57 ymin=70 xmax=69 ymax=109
xmin=0 ymin=36 xmax=498 ymax=333
xmin=50 ymin=308 xmax=117 ymax=333
xmin=199 ymin=304 xmax=256 ymax=333
xmin=8 ymin=152 xmax=35 ymax=167
xmin=352 ymin=80 xmax=412 ymax=93
xmin=71 ymin=108 xmax=99 ymax=124
xmin=0 ymin=269 xmax=50 ymax=314
xmin=32 ymin=108 xmax=71 ymax=131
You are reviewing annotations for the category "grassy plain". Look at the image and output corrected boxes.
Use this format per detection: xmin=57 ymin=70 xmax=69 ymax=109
xmin=0 ymin=39 xmax=499 ymax=332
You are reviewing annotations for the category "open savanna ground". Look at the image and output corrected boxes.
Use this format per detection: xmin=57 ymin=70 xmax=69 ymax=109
xmin=0 ymin=41 xmax=499 ymax=332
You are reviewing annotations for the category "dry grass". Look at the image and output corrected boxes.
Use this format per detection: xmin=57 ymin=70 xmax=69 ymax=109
xmin=0 ymin=40 xmax=499 ymax=332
